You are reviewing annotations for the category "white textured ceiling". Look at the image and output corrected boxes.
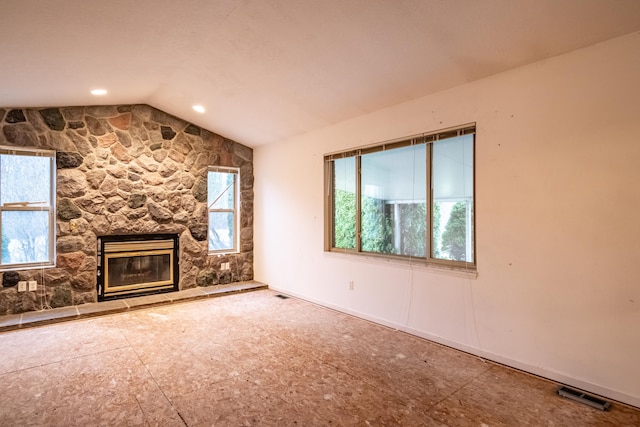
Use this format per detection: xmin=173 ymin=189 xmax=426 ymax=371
xmin=1 ymin=0 xmax=640 ymax=147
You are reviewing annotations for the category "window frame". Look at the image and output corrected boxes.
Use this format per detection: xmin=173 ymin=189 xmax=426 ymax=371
xmin=324 ymin=124 xmax=476 ymax=271
xmin=0 ymin=145 xmax=56 ymax=270
xmin=207 ymin=166 xmax=240 ymax=255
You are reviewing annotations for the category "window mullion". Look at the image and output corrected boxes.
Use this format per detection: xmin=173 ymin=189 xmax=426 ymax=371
xmin=426 ymin=142 xmax=433 ymax=261
xmin=355 ymin=155 xmax=362 ymax=253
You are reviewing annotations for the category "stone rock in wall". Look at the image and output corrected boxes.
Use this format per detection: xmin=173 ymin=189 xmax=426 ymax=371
xmin=86 ymin=116 xmax=107 ymax=136
xmin=75 ymin=194 xmax=106 ymax=215
xmin=148 ymin=200 xmax=172 ymax=223
xmin=47 ymin=132 xmax=77 ymax=152
xmin=234 ymin=143 xmax=253 ymax=162
xmin=124 ymin=208 xmax=147 ymax=220
xmin=2 ymin=272 xmax=20 ymax=287
xmin=18 ymin=292 xmax=37 ymax=313
xmin=135 ymin=155 xmax=159 ymax=172
xmin=185 ymin=124 xmax=201 ymax=136
xmin=71 ymin=271 xmax=95 ymax=291
xmin=115 ymin=130 xmax=132 ymax=147
xmin=57 ymin=252 xmax=86 ymax=270
xmin=168 ymin=149 xmax=185 ymax=163
xmin=142 ymin=173 xmax=163 ymax=186
xmin=58 ymin=169 xmax=88 ymax=198
xmin=167 ymin=191 xmax=181 ymax=211
xmin=181 ymin=232 xmax=204 ymax=256
xmin=99 ymin=176 xmax=119 ymax=197
xmin=180 ymin=173 xmax=195 ymax=190
xmin=90 ymin=215 xmax=110 ymax=235
xmin=158 ymin=159 xmax=179 ymax=178
xmin=110 ymin=142 xmax=131 ymax=163
xmin=109 ymin=114 xmax=131 ymax=131
xmin=50 ymin=283 xmax=73 ymax=308
xmin=0 ymin=108 xmax=4 ymax=122
xmin=0 ymin=290 xmax=20 ymax=315
xmin=86 ymin=169 xmax=107 ymax=189
xmin=43 ymin=269 xmax=71 ymax=286
xmin=173 ymin=134 xmax=193 ymax=155
xmin=180 ymin=267 xmax=198 ymax=290
xmin=3 ymin=124 xmax=37 ymax=146
xmin=147 ymin=187 xmax=166 ymax=203
xmin=189 ymin=223 xmax=207 ymax=241
xmin=152 ymin=149 xmax=167 ymax=162
xmin=128 ymin=192 xmax=147 ymax=209
xmin=58 ymin=198 xmax=82 ymax=221
xmin=68 ymin=121 xmax=84 ymax=129
xmin=73 ymin=291 xmax=96 ymax=305
xmin=39 ymin=108 xmax=66 ymax=131
xmin=106 ymin=164 xmax=127 ymax=179
xmin=161 ymin=126 xmax=176 ymax=140
xmin=57 ymin=236 xmax=85 ymax=253
xmin=192 ymin=176 xmax=207 ymax=202
xmin=98 ymin=133 xmax=118 ymax=148
xmin=105 ymin=196 xmax=126 ymax=213
xmin=66 ymin=130 xmax=93 ymax=155
xmin=174 ymin=211 xmax=189 ymax=223
xmin=56 ymin=151 xmax=84 ymax=169
xmin=6 ymin=109 xmax=26 ymax=123
xmin=196 ymin=269 xmax=218 ymax=287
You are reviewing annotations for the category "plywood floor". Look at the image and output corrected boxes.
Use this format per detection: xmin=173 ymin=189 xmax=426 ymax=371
xmin=0 ymin=289 xmax=638 ymax=426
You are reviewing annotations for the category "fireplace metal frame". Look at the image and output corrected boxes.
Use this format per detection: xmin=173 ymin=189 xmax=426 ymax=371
xmin=97 ymin=234 xmax=179 ymax=301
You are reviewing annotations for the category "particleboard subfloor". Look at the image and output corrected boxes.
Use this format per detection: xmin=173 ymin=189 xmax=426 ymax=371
xmin=0 ymin=289 xmax=638 ymax=426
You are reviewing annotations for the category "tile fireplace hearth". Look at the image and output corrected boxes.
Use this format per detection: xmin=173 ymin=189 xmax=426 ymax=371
xmin=97 ymin=234 xmax=179 ymax=301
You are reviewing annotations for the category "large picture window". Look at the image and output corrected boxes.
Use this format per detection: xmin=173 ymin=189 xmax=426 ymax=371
xmin=0 ymin=147 xmax=56 ymax=269
xmin=325 ymin=124 xmax=475 ymax=269
xmin=207 ymin=167 xmax=240 ymax=254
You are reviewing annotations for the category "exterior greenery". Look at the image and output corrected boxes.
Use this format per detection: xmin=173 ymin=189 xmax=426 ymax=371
xmin=441 ymin=202 xmax=467 ymax=261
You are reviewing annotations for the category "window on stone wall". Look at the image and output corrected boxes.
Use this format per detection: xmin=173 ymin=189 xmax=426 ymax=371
xmin=207 ymin=167 xmax=240 ymax=254
xmin=325 ymin=124 xmax=475 ymax=270
xmin=0 ymin=146 xmax=56 ymax=269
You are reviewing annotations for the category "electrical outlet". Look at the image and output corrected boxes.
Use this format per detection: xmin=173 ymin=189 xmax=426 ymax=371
xmin=226 ymin=262 xmax=230 ymax=270
xmin=18 ymin=281 xmax=27 ymax=292
xmin=28 ymin=281 xmax=38 ymax=291
xmin=348 ymin=281 xmax=354 ymax=291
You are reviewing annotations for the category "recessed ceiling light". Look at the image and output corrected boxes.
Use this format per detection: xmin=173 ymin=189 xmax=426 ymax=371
xmin=91 ymin=89 xmax=107 ymax=96
xmin=193 ymin=105 xmax=205 ymax=113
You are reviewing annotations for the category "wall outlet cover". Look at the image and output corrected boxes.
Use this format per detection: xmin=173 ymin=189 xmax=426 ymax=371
xmin=28 ymin=281 xmax=38 ymax=291
xmin=18 ymin=281 xmax=27 ymax=292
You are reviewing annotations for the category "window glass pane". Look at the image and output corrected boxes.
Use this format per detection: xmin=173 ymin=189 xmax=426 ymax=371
xmin=332 ymin=157 xmax=356 ymax=249
xmin=432 ymin=135 xmax=474 ymax=262
xmin=361 ymin=144 xmax=426 ymax=256
xmin=208 ymin=211 xmax=234 ymax=251
xmin=207 ymin=171 xmax=235 ymax=210
xmin=0 ymin=154 xmax=51 ymax=205
xmin=1 ymin=210 xmax=50 ymax=264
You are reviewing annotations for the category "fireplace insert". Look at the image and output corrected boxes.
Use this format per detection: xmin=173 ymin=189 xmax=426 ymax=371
xmin=97 ymin=234 xmax=179 ymax=301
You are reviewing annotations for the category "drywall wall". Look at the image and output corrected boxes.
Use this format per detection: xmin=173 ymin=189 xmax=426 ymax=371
xmin=254 ymin=32 xmax=640 ymax=407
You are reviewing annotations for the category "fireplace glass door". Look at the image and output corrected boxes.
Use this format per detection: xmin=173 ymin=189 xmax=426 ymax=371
xmin=98 ymin=236 xmax=178 ymax=300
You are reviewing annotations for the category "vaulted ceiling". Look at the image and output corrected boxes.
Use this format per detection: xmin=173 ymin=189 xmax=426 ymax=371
xmin=2 ymin=0 xmax=640 ymax=147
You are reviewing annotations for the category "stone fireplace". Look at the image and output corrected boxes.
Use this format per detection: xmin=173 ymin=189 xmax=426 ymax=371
xmin=98 ymin=234 xmax=179 ymax=301
xmin=0 ymin=104 xmax=254 ymax=315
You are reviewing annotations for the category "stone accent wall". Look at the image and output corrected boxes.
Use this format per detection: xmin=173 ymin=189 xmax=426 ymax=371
xmin=0 ymin=105 xmax=253 ymax=314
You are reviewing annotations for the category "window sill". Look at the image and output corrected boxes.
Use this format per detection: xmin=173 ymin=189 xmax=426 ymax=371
xmin=0 ymin=262 xmax=55 ymax=272
xmin=324 ymin=250 xmax=477 ymax=279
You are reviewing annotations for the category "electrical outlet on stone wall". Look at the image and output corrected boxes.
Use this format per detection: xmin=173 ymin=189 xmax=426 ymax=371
xmin=28 ymin=281 xmax=38 ymax=291
xmin=18 ymin=281 xmax=27 ymax=292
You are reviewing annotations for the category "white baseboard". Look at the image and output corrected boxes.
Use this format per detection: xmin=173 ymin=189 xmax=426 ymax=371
xmin=268 ymin=286 xmax=640 ymax=409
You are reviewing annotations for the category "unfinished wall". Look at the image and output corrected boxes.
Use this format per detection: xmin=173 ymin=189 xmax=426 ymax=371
xmin=254 ymin=32 xmax=640 ymax=407
xmin=0 ymin=104 xmax=253 ymax=313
